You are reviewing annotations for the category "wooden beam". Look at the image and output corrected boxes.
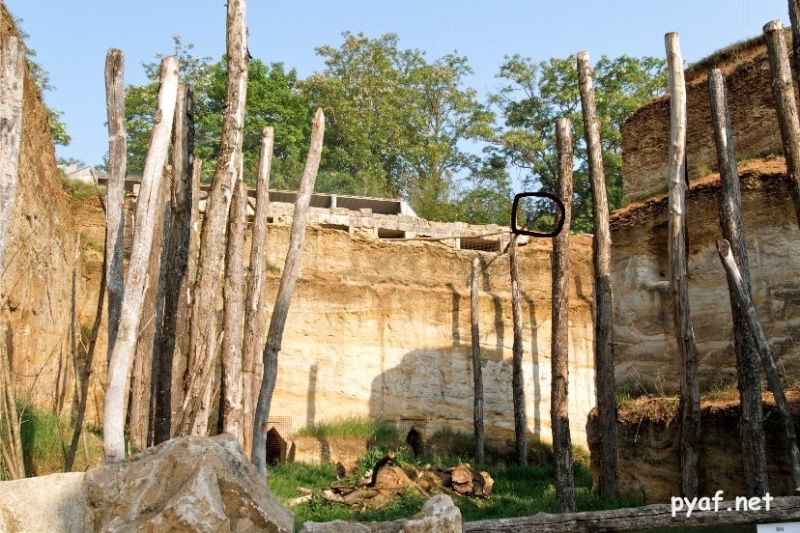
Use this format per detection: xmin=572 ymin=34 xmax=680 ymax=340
xmin=510 ymin=234 xmax=527 ymax=467
xmin=471 ymin=256 xmax=485 ymax=465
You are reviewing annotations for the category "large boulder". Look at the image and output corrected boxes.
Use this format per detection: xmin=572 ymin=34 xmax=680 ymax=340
xmin=84 ymin=434 xmax=293 ymax=533
xmin=0 ymin=472 xmax=86 ymax=532
xmin=299 ymin=494 xmax=462 ymax=533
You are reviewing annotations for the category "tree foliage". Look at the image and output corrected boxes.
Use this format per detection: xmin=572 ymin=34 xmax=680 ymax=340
xmin=491 ymin=54 xmax=667 ymax=232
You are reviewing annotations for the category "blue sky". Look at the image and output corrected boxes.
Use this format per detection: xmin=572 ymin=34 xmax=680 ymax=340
xmin=5 ymin=1 xmax=788 ymax=168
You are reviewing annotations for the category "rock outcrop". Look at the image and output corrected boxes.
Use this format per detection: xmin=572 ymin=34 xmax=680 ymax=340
xmin=299 ymin=494 xmax=462 ymax=533
xmin=84 ymin=434 xmax=293 ymax=532
xmin=0 ymin=472 xmax=86 ymax=533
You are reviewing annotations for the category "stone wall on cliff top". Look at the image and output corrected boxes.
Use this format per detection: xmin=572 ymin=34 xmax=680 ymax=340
xmin=610 ymin=159 xmax=800 ymax=392
xmin=621 ymin=34 xmax=794 ymax=204
xmin=0 ymin=5 xmax=79 ymax=414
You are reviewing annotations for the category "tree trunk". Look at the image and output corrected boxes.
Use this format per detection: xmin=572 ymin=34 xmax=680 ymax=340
xmin=154 ymin=83 xmax=195 ymax=444
xmin=183 ymin=0 xmax=249 ymax=436
xmin=463 ymin=496 xmax=800 ymax=533
xmin=0 ymin=323 xmax=23 ymax=479
xmin=102 ymin=56 xmax=179 ymax=464
xmin=552 ymin=117 xmax=576 ymax=513
xmin=790 ymin=0 xmax=800 ymax=75
xmin=0 ymin=34 xmax=24 ymax=272
xmin=252 ymin=108 xmax=325 ymax=478
xmin=128 ymin=163 xmax=171 ymax=449
xmin=104 ymin=48 xmax=126 ymax=365
xmin=219 ymin=179 xmax=246 ymax=440
xmin=577 ymin=50 xmax=618 ymax=500
xmin=708 ymin=68 xmax=769 ymax=496
xmin=665 ymin=32 xmax=701 ymax=499
xmin=471 ymin=256 xmax=485 ymax=465
xmin=717 ymin=239 xmax=800 ymax=491
xmin=509 ymin=235 xmax=527 ymax=467
xmin=764 ymin=20 xmax=800 ymax=229
xmin=243 ymin=126 xmax=274 ymax=456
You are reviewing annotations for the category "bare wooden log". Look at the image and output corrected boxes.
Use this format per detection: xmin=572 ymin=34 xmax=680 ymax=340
xmin=708 ymin=68 xmax=769 ymax=496
xmin=0 ymin=322 xmax=23 ymax=479
xmin=129 ymin=163 xmax=172 ymax=449
xmin=252 ymin=108 xmax=325 ymax=477
xmin=154 ymin=83 xmax=195 ymax=444
xmin=665 ymin=32 xmax=701 ymax=499
xmin=764 ymin=20 xmax=800 ymax=229
xmin=0 ymin=35 xmax=24 ymax=271
xmin=471 ymin=256 xmax=485 ymax=465
xmin=791 ymin=0 xmax=800 ymax=74
xmin=243 ymin=126 xmax=274 ymax=456
xmin=219 ymin=179 xmax=247 ymax=439
xmin=577 ymin=49 xmax=618 ymax=500
xmin=102 ymin=56 xmax=179 ymax=464
xmin=464 ymin=496 xmax=800 ymax=533
xmin=552 ymin=117 xmax=576 ymax=513
xmin=184 ymin=0 xmax=249 ymax=436
xmin=509 ymin=235 xmax=527 ymax=467
xmin=717 ymin=239 xmax=800 ymax=491
xmin=104 ymin=48 xmax=126 ymax=364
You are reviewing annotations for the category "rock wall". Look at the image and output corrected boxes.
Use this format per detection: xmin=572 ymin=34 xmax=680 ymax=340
xmin=610 ymin=159 xmax=800 ymax=392
xmin=621 ymin=36 xmax=793 ymax=203
xmin=0 ymin=5 xmax=79 ymax=414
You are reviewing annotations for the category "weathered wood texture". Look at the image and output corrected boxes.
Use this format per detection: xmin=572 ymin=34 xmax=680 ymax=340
xmin=717 ymin=239 xmax=800 ymax=491
xmin=103 ymin=56 xmax=179 ymax=463
xmin=464 ymin=496 xmax=800 ymax=532
xmin=509 ymin=235 xmax=527 ymax=467
xmin=155 ymin=83 xmax=195 ymax=444
xmin=577 ymin=49 xmax=618 ymax=500
xmin=763 ymin=20 xmax=800 ymax=229
xmin=552 ymin=117 xmax=575 ymax=513
xmin=242 ymin=126 xmax=274 ymax=456
xmin=791 ymin=0 xmax=800 ymax=75
xmin=665 ymin=32 xmax=700 ymax=499
xmin=252 ymin=108 xmax=325 ymax=476
xmin=220 ymin=179 xmax=247 ymax=440
xmin=184 ymin=0 xmax=249 ymax=436
xmin=104 ymin=48 xmax=126 ymax=364
xmin=471 ymin=256 xmax=485 ymax=465
xmin=0 ymin=35 xmax=24 ymax=273
xmin=0 ymin=322 xmax=23 ymax=479
xmin=708 ymin=68 xmax=769 ymax=496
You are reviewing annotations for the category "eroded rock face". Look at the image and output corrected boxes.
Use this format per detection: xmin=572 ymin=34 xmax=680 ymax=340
xmin=299 ymin=494 xmax=462 ymax=533
xmin=0 ymin=472 xmax=86 ymax=533
xmin=84 ymin=434 xmax=293 ymax=533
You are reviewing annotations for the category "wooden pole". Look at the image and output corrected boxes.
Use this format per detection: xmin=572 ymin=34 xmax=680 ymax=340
xmin=243 ymin=126 xmax=274 ymax=456
xmin=763 ymin=20 xmax=800 ymax=229
xmin=102 ymin=56 xmax=179 ymax=463
xmin=103 ymin=48 xmax=126 ymax=365
xmin=552 ymin=117 xmax=576 ymax=513
xmin=471 ymin=256 xmax=485 ymax=465
xmin=220 ymin=179 xmax=247 ymax=440
xmin=665 ymin=32 xmax=701 ymax=499
xmin=717 ymin=239 xmax=800 ymax=491
xmin=708 ymin=68 xmax=769 ymax=496
xmin=184 ymin=0 xmax=249 ymax=435
xmin=509 ymin=235 xmax=527 ymax=467
xmin=0 ymin=35 xmax=25 ymax=274
xmin=252 ymin=108 xmax=325 ymax=478
xmin=154 ymin=83 xmax=195 ymax=444
xmin=790 ymin=0 xmax=800 ymax=74
xmin=577 ymin=50 xmax=618 ymax=500
xmin=464 ymin=496 xmax=800 ymax=533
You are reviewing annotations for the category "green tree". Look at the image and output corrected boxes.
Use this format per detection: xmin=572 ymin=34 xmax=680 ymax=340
xmin=304 ymin=32 xmax=493 ymax=220
xmin=456 ymin=155 xmax=514 ymax=226
xmin=491 ymin=54 xmax=666 ymax=232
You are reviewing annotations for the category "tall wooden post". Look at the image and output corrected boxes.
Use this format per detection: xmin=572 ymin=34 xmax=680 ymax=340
xmin=510 ymin=235 xmax=527 ymax=467
xmin=553 ymin=117 xmax=576 ymax=513
xmin=717 ymin=240 xmax=800 ymax=491
xmin=184 ymin=0 xmax=249 ymax=435
xmin=764 ymin=20 xmax=800 ymax=229
xmin=665 ymin=32 xmax=701 ymax=499
xmin=471 ymin=256 xmax=485 ymax=465
xmin=708 ymin=68 xmax=769 ymax=496
xmin=577 ymin=50 xmax=618 ymax=500
xmin=243 ymin=126 xmax=274 ymax=456
xmin=103 ymin=56 xmax=179 ymax=463
xmin=252 ymin=108 xmax=325 ymax=478
xmin=790 ymin=0 xmax=800 ymax=74
xmin=103 ymin=49 xmax=126 ymax=365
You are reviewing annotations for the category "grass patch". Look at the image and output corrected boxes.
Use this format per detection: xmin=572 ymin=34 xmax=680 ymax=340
xmin=61 ymin=176 xmax=103 ymax=201
xmin=293 ymin=416 xmax=399 ymax=446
